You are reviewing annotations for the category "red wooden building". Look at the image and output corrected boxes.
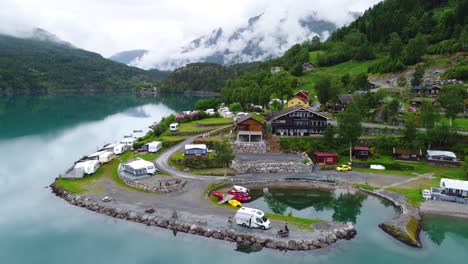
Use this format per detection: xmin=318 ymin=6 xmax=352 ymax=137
xmin=393 ymin=147 xmax=422 ymax=162
xmin=353 ymin=146 xmax=370 ymax=160
xmin=314 ymin=152 xmax=338 ymax=165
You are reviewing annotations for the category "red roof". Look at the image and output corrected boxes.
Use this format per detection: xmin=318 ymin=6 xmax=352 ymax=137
xmin=354 ymin=146 xmax=369 ymax=151
xmin=295 ymin=90 xmax=309 ymax=101
xmin=314 ymin=152 xmax=338 ymax=157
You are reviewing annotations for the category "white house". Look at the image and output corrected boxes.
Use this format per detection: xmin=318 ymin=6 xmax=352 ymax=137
xmin=184 ymin=144 xmax=208 ymax=157
xmin=440 ymin=178 xmax=468 ymax=197
xmin=426 ymin=150 xmax=458 ymax=162
xmin=122 ymin=158 xmax=157 ymax=177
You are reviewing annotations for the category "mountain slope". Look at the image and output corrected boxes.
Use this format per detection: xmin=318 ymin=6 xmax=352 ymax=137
xmin=134 ymin=12 xmax=345 ymax=70
xmin=109 ymin=49 xmax=148 ymax=64
xmin=0 ymin=33 xmax=163 ymax=94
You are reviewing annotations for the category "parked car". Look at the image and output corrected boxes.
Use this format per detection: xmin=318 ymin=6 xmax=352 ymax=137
xmin=336 ymin=164 xmax=352 ymax=172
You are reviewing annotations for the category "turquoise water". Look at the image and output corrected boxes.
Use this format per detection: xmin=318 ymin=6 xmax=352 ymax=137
xmin=1 ymin=93 xmax=468 ymax=263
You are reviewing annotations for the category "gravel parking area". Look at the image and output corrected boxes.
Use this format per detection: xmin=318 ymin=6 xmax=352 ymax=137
xmin=420 ymin=200 xmax=468 ymax=219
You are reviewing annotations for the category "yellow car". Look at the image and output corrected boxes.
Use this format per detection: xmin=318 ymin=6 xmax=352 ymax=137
xmin=336 ymin=164 xmax=352 ymax=172
xmin=228 ymin=199 xmax=242 ymax=207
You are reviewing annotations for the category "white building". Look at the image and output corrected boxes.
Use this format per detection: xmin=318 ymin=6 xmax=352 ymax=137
xmin=426 ymin=150 xmax=458 ymax=162
xmin=440 ymin=178 xmax=468 ymax=197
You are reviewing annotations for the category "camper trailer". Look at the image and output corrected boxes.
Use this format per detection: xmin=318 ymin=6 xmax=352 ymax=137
xmin=121 ymin=136 xmax=137 ymax=148
xmin=233 ymin=207 xmax=271 ymax=230
xmin=122 ymin=158 xmax=158 ymax=176
xmin=88 ymin=151 xmax=116 ymax=164
xmin=170 ymin=123 xmax=179 ymax=132
xmin=104 ymin=143 xmax=128 ymax=155
xmin=142 ymin=141 xmax=162 ymax=153
xmin=74 ymin=160 xmax=100 ymax=175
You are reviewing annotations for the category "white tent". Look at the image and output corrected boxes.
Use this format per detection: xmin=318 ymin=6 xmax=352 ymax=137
xmin=123 ymin=158 xmax=157 ymax=176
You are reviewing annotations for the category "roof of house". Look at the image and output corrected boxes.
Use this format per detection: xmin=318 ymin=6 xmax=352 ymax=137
xmin=295 ymin=90 xmax=309 ymax=101
xmin=338 ymin=94 xmax=353 ymax=104
xmin=354 ymin=146 xmax=369 ymax=151
xmin=440 ymin=178 xmax=468 ymax=191
xmin=269 ymin=105 xmax=328 ymax=120
xmin=427 ymin=150 xmax=457 ymax=158
xmin=236 ymin=114 xmax=264 ymax=125
xmin=314 ymin=152 xmax=338 ymax=157
xmin=393 ymin=147 xmax=422 ymax=156
xmin=125 ymin=158 xmax=154 ymax=169
xmin=185 ymin=144 xmax=207 ymax=150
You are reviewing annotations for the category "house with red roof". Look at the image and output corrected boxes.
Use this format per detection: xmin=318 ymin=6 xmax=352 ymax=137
xmin=314 ymin=152 xmax=338 ymax=165
xmin=287 ymin=90 xmax=310 ymax=108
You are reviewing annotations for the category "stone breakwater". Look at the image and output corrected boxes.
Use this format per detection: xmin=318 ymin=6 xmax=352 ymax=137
xmin=51 ymin=182 xmax=357 ymax=251
xmin=360 ymin=189 xmax=422 ymax=248
xmin=119 ymin=172 xmax=187 ymax=193
xmin=231 ymin=153 xmax=313 ymax=174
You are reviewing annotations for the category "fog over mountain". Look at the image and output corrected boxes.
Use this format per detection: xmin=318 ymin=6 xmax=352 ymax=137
xmin=132 ymin=10 xmax=363 ymax=70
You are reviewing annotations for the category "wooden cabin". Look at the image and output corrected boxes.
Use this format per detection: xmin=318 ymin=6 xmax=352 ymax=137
xmin=236 ymin=114 xmax=263 ymax=143
xmin=353 ymin=146 xmax=369 ymax=160
xmin=393 ymin=147 xmax=422 ymax=162
xmin=314 ymin=152 xmax=338 ymax=165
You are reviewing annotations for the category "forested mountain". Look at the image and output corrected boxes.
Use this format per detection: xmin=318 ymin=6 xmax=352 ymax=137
xmin=0 ymin=33 xmax=164 ymax=94
xmin=221 ymin=0 xmax=467 ymax=107
xmin=109 ymin=49 xmax=148 ymax=65
xmin=161 ymin=62 xmax=261 ymax=93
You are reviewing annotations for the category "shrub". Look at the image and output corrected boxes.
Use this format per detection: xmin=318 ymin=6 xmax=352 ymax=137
xmin=368 ymin=57 xmax=405 ymax=74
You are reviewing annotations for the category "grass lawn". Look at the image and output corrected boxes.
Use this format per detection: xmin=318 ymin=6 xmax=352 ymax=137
xmin=439 ymin=117 xmax=468 ymax=130
xmin=385 ymin=187 xmax=425 ymax=206
xmin=190 ymin=168 xmax=236 ymax=176
xmin=353 ymin=183 xmax=379 ymax=191
xmin=195 ymin=117 xmax=233 ymax=125
xmin=55 ymin=150 xmax=164 ymax=194
xmin=355 ymin=155 xmax=464 ymax=179
xmin=265 ymin=213 xmax=321 ymax=231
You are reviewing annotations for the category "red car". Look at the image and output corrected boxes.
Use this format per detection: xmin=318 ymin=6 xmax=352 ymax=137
xmin=212 ymin=191 xmax=224 ymax=200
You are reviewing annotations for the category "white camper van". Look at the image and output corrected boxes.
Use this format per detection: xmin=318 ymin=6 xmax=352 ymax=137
xmin=234 ymin=207 xmax=271 ymax=230
xmin=88 ymin=151 xmax=116 ymax=164
xmin=170 ymin=123 xmax=179 ymax=132
xmin=74 ymin=160 xmax=100 ymax=175
xmin=143 ymin=141 xmax=163 ymax=153
xmin=104 ymin=143 xmax=127 ymax=155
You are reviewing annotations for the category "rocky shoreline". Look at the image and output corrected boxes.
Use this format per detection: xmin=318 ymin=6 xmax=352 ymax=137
xmin=50 ymin=181 xmax=357 ymax=252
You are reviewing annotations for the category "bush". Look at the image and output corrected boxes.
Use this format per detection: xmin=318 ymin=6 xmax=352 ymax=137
xmin=368 ymin=57 xmax=405 ymax=74
xmin=132 ymin=141 xmax=145 ymax=150
xmin=444 ymin=62 xmax=468 ymax=80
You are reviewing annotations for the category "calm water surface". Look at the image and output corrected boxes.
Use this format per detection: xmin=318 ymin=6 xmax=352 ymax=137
xmin=1 ymin=93 xmax=467 ymax=264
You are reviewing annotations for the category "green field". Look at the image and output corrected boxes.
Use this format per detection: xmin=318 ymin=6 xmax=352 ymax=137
xmin=385 ymin=187 xmax=425 ymax=206
xmin=265 ymin=213 xmax=321 ymax=231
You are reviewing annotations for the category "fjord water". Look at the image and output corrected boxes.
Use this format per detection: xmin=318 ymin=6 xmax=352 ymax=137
xmin=1 ymin=93 xmax=467 ymax=264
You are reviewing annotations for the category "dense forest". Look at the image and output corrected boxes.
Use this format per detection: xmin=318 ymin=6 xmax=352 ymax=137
xmin=160 ymin=62 xmax=261 ymax=93
xmin=0 ymin=34 xmax=164 ymax=94
xmin=221 ymin=0 xmax=467 ymax=107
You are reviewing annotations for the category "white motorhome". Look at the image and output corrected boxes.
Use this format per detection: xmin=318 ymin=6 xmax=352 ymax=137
xmin=88 ymin=151 xmax=116 ymax=164
xmin=142 ymin=141 xmax=163 ymax=153
xmin=121 ymin=136 xmax=137 ymax=148
xmin=74 ymin=160 xmax=100 ymax=175
xmin=104 ymin=143 xmax=127 ymax=155
xmin=170 ymin=123 xmax=179 ymax=132
xmin=234 ymin=207 xmax=271 ymax=230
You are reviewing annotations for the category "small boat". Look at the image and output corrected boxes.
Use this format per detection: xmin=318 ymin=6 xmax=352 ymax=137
xmin=226 ymin=190 xmax=251 ymax=202
xmin=212 ymin=191 xmax=224 ymax=200
xmin=277 ymin=229 xmax=289 ymax=237
xmin=133 ymin=130 xmax=143 ymax=133
xmin=228 ymin=199 xmax=242 ymax=207
xmin=370 ymin=164 xmax=386 ymax=170
xmin=233 ymin=185 xmax=249 ymax=194
xmin=102 ymin=196 xmax=112 ymax=202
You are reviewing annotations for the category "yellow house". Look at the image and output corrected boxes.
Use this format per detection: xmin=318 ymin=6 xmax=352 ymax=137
xmin=287 ymin=96 xmax=309 ymax=108
xmin=287 ymin=91 xmax=310 ymax=108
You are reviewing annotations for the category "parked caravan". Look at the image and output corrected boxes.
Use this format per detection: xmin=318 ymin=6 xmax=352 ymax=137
xmin=104 ymin=143 xmax=128 ymax=155
xmin=233 ymin=207 xmax=271 ymax=230
xmin=88 ymin=151 xmax=116 ymax=164
xmin=74 ymin=160 xmax=100 ymax=175
xmin=121 ymin=136 xmax=137 ymax=147
xmin=170 ymin=123 xmax=179 ymax=132
xmin=142 ymin=141 xmax=162 ymax=153
xmin=122 ymin=158 xmax=158 ymax=176
xmin=184 ymin=144 xmax=208 ymax=157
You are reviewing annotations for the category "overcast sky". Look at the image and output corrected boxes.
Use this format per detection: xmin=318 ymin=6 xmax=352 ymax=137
xmin=0 ymin=0 xmax=381 ymax=58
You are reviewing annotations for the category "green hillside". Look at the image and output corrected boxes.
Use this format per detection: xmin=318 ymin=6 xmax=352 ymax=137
xmin=0 ymin=34 xmax=163 ymax=94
